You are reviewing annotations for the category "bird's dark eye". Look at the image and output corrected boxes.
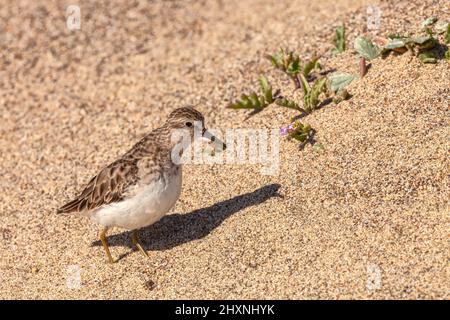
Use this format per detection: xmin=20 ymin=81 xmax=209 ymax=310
xmin=185 ymin=122 xmax=193 ymax=127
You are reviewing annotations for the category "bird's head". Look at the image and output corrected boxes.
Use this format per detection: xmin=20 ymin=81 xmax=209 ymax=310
xmin=165 ymin=106 xmax=226 ymax=154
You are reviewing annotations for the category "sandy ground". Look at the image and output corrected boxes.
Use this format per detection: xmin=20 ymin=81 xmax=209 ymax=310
xmin=0 ymin=0 xmax=449 ymax=299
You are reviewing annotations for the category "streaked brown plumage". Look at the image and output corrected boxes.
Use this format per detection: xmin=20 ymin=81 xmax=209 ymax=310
xmin=57 ymin=106 xmax=204 ymax=214
xmin=57 ymin=106 xmax=211 ymax=263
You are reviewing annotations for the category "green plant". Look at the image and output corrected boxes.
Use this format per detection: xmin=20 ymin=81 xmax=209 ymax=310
xmin=418 ymin=16 xmax=449 ymax=39
xmin=381 ymin=34 xmax=440 ymax=63
xmin=266 ymin=48 xmax=300 ymax=76
xmin=299 ymin=74 xmax=327 ymax=113
xmin=418 ymin=51 xmax=438 ymax=63
xmin=328 ymin=72 xmax=356 ymax=93
xmin=327 ymin=72 xmax=355 ymax=104
xmin=275 ymin=98 xmax=301 ymax=111
xmin=228 ymin=76 xmax=302 ymax=112
xmin=354 ymin=36 xmax=381 ymax=77
xmin=434 ymin=20 xmax=449 ymax=34
xmin=259 ymin=75 xmax=276 ymax=105
xmin=280 ymin=121 xmax=314 ymax=143
xmin=302 ymin=57 xmax=322 ymax=77
xmin=289 ymin=122 xmax=314 ymax=143
xmin=227 ymin=76 xmax=277 ymax=110
xmin=266 ymin=49 xmax=321 ymax=89
xmin=332 ymin=88 xmax=350 ymax=104
xmin=421 ymin=16 xmax=437 ymax=29
xmin=332 ymin=25 xmax=346 ymax=54
xmin=354 ymin=36 xmax=381 ymax=60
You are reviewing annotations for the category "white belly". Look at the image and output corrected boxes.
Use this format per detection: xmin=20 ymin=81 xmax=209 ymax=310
xmin=88 ymin=168 xmax=182 ymax=230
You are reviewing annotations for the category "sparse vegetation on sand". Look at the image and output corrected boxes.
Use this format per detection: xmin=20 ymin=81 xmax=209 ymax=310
xmin=229 ymin=15 xmax=449 ymax=148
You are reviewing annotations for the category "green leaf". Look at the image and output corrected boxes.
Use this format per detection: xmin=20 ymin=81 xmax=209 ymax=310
xmin=445 ymin=49 xmax=450 ymax=60
xmin=421 ymin=16 xmax=437 ymax=28
xmin=383 ymin=35 xmax=437 ymax=52
xmin=282 ymin=50 xmax=291 ymax=70
xmin=265 ymin=53 xmax=283 ymax=69
xmin=332 ymin=89 xmax=350 ymax=104
xmin=267 ymin=49 xmax=304 ymax=89
xmin=303 ymin=57 xmax=320 ymax=77
xmin=294 ymin=133 xmax=308 ymax=142
xmin=276 ymin=98 xmax=299 ymax=110
xmin=259 ymin=75 xmax=270 ymax=93
xmin=299 ymin=74 xmax=310 ymax=96
xmin=259 ymin=96 xmax=266 ymax=107
xmin=259 ymin=76 xmax=273 ymax=104
xmin=310 ymin=77 xmax=327 ymax=108
xmin=418 ymin=51 xmax=437 ymax=63
xmin=229 ymin=92 xmax=263 ymax=110
xmin=287 ymin=57 xmax=301 ymax=76
xmin=411 ymin=36 xmax=437 ymax=50
xmin=311 ymin=77 xmax=327 ymax=96
xmin=354 ymin=36 xmax=381 ymax=60
xmin=328 ymin=72 xmax=356 ymax=93
xmin=411 ymin=36 xmax=431 ymax=44
xmin=302 ymin=123 xmax=312 ymax=133
xmin=249 ymin=92 xmax=261 ymax=108
xmin=229 ymin=76 xmax=281 ymax=111
xmin=228 ymin=97 xmax=252 ymax=109
xmin=237 ymin=94 xmax=250 ymax=108
xmin=240 ymin=93 xmax=250 ymax=102
xmin=435 ymin=21 xmax=449 ymax=34
xmin=332 ymin=25 xmax=346 ymax=54
xmin=384 ymin=38 xmax=408 ymax=49
xmin=299 ymin=75 xmax=327 ymax=113
xmin=265 ymin=55 xmax=277 ymax=67
xmin=288 ymin=122 xmax=313 ymax=142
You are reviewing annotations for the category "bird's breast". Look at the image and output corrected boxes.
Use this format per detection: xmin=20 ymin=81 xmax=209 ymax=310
xmin=90 ymin=166 xmax=182 ymax=230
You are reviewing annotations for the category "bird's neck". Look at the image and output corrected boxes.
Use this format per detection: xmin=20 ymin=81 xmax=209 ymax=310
xmin=142 ymin=125 xmax=192 ymax=166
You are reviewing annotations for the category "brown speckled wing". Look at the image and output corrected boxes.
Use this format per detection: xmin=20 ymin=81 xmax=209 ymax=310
xmin=57 ymin=122 xmax=174 ymax=214
xmin=56 ymin=159 xmax=139 ymax=213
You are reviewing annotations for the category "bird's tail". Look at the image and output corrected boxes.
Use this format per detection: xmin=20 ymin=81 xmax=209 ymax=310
xmin=56 ymin=198 xmax=82 ymax=214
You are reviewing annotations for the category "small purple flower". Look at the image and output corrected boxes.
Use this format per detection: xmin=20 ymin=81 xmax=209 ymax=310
xmin=288 ymin=124 xmax=294 ymax=132
xmin=280 ymin=123 xmax=295 ymax=136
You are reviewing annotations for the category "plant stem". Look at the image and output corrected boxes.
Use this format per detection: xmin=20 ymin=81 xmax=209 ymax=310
xmin=359 ymin=57 xmax=367 ymax=78
xmin=293 ymin=75 xmax=303 ymax=91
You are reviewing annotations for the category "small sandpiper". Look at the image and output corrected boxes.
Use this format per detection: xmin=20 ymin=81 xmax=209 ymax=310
xmin=57 ymin=107 xmax=225 ymax=263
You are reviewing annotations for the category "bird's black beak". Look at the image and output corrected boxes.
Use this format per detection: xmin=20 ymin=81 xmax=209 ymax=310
xmin=202 ymin=128 xmax=226 ymax=151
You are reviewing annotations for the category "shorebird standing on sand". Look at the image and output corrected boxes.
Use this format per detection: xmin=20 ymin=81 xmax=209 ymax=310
xmin=57 ymin=107 xmax=225 ymax=263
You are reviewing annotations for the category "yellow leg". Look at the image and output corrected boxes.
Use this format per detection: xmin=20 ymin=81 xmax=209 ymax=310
xmin=99 ymin=227 xmax=114 ymax=263
xmin=131 ymin=230 xmax=149 ymax=258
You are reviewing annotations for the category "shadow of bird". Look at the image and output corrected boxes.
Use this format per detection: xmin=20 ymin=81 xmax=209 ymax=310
xmin=91 ymin=183 xmax=282 ymax=256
